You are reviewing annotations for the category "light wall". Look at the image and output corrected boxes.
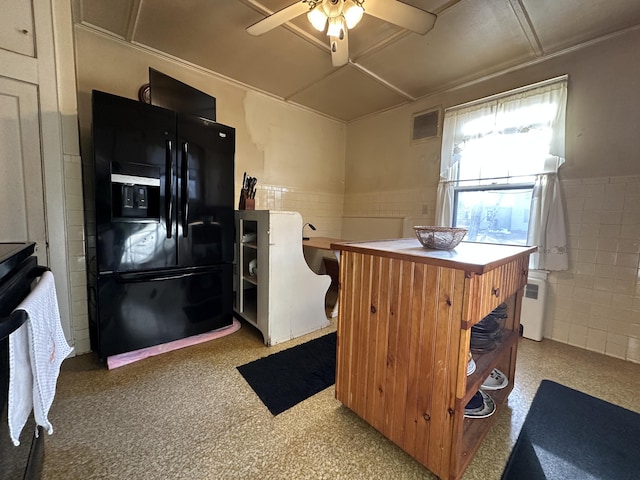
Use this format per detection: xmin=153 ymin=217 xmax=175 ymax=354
xmin=345 ymin=28 xmax=640 ymax=363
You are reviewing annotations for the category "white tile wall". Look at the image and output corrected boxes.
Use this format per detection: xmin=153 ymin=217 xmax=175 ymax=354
xmin=241 ymin=183 xmax=345 ymax=238
xmin=63 ymin=153 xmax=91 ymax=354
xmin=343 ymin=187 xmax=438 ymax=221
xmin=548 ymin=175 xmax=640 ymax=363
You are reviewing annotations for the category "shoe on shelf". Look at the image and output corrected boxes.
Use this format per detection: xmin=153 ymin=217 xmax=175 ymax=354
xmin=467 ymin=352 xmax=476 ymax=376
xmin=464 ymin=390 xmax=496 ymax=418
xmin=465 ymin=391 xmax=484 ymax=411
xmin=481 ymin=368 xmax=508 ymax=390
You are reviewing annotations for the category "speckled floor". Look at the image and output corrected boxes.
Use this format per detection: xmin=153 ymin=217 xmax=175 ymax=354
xmin=43 ymin=319 xmax=640 ymax=480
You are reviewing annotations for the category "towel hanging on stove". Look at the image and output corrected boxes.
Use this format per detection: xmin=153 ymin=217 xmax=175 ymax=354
xmin=8 ymin=316 xmax=32 ymax=445
xmin=8 ymin=271 xmax=73 ymax=445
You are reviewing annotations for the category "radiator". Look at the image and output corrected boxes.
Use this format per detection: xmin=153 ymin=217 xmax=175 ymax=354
xmin=521 ymin=272 xmax=547 ymax=341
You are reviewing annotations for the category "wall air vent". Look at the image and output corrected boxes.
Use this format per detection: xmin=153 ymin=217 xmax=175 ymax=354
xmin=412 ymin=108 xmax=441 ymax=142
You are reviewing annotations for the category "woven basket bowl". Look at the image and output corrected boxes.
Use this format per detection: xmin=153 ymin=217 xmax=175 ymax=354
xmin=413 ymin=226 xmax=468 ymax=250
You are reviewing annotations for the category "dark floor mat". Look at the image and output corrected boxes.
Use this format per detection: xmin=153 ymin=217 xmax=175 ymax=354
xmin=237 ymin=332 xmax=336 ymax=415
xmin=502 ymin=380 xmax=640 ymax=480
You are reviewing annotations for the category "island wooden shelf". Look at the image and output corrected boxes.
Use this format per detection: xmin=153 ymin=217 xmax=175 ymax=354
xmin=332 ymin=239 xmax=535 ymax=480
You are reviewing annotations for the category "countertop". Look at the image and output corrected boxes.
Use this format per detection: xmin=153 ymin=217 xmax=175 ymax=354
xmin=330 ymin=238 xmax=536 ymax=275
xmin=0 ymin=242 xmax=35 ymax=280
xmin=302 ymin=237 xmax=347 ymax=251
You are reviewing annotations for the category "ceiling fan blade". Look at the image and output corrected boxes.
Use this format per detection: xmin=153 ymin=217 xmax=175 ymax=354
xmin=247 ymin=1 xmax=310 ymax=36
xmin=364 ymin=0 xmax=436 ymax=35
xmin=330 ymin=28 xmax=349 ymax=67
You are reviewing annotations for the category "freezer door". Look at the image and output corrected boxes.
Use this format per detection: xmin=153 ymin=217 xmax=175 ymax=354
xmin=95 ymin=265 xmax=233 ymax=358
xmin=176 ymin=115 xmax=235 ymax=267
xmin=91 ymin=90 xmax=177 ymax=273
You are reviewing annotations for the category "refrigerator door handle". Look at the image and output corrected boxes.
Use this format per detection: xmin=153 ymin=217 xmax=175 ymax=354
xmin=165 ymin=139 xmax=173 ymax=239
xmin=116 ymin=271 xmax=194 ymax=283
xmin=181 ymin=141 xmax=189 ymax=238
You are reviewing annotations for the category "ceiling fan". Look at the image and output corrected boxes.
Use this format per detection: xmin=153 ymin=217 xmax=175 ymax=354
xmin=247 ymin=0 xmax=437 ymax=67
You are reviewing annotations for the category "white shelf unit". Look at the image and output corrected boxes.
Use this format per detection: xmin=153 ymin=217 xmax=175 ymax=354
xmin=234 ymin=210 xmax=331 ymax=345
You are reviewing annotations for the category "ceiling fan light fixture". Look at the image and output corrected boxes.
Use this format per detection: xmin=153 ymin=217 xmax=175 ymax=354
xmin=326 ymin=16 xmax=344 ymax=37
xmin=344 ymin=1 xmax=364 ymax=29
xmin=307 ymin=7 xmax=327 ymax=31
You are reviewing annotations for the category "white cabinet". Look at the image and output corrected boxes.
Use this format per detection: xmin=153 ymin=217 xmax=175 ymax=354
xmin=0 ymin=0 xmax=35 ymax=57
xmin=234 ymin=210 xmax=331 ymax=345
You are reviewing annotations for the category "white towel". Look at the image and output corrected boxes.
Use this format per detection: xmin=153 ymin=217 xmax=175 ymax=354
xmin=8 ymin=271 xmax=73 ymax=445
xmin=8 ymin=320 xmax=33 ymax=446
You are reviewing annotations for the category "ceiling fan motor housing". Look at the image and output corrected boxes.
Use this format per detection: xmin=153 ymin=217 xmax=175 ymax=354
xmin=322 ymin=0 xmax=344 ymax=17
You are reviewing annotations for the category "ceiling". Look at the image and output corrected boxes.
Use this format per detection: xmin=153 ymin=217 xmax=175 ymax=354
xmin=74 ymin=0 xmax=640 ymax=122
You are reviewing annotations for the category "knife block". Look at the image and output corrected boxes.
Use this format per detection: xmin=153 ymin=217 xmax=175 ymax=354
xmin=238 ymin=189 xmax=255 ymax=210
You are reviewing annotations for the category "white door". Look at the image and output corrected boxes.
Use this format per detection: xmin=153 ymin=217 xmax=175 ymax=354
xmin=0 ymin=76 xmax=48 ymax=265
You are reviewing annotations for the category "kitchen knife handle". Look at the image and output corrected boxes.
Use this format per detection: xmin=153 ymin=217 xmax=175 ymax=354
xmin=165 ymin=139 xmax=173 ymax=239
xmin=181 ymin=141 xmax=189 ymax=238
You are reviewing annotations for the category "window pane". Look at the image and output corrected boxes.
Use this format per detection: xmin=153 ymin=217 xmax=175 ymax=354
xmin=453 ymin=188 xmax=532 ymax=245
xmin=457 ymin=127 xmax=552 ymax=181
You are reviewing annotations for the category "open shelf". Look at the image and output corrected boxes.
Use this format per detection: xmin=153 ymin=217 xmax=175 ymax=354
xmin=457 ymin=382 xmax=514 ymax=476
xmin=240 ymin=286 xmax=257 ymax=326
xmin=243 ymin=275 xmax=258 ymax=286
xmin=463 ymin=330 xmax=518 ymax=405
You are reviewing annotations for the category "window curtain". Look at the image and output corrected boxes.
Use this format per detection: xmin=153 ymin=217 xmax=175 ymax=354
xmin=436 ymin=77 xmax=568 ymax=270
xmin=435 ymin=103 xmax=495 ymax=226
xmin=527 ymin=172 xmax=568 ymax=270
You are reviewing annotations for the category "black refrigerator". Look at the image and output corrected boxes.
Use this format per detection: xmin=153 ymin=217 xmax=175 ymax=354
xmin=84 ymin=90 xmax=235 ymax=359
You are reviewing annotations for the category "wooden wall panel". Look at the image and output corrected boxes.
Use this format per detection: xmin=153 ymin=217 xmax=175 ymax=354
xmin=425 ymin=266 xmax=457 ymax=477
xmin=370 ymin=255 xmax=391 ymax=432
xmin=401 ymin=263 xmax=427 ymax=454
xmin=387 ymin=260 xmax=415 ymax=446
xmin=364 ymin=255 xmax=382 ymax=422
xmin=352 ymin=253 xmax=370 ymax=416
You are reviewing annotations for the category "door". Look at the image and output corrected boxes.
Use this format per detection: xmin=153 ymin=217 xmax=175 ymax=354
xmin=92 ymin=90 xmax=177 ymax=273
xmin=176 ymin=115 xmax=235 ymax=267
xmin=95 ymin=265 xmax=233 ymax=358
xmin=0 ymin=77 xmax=47 ymax=266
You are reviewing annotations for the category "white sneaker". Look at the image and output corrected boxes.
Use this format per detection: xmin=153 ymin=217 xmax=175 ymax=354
xmin=467 ymin=352 xmax=476 ymax=376
xmin=481 ymin=368 xmax=508 ymax=390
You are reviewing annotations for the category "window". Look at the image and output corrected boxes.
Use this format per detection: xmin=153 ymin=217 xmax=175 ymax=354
xmin=453 ymin=186 xmax=532 ymax=245
xmin=436 ymin=76 xmax=569 ymax=270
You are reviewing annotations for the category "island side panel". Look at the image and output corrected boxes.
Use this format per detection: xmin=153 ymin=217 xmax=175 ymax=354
xmin=401 ymin=262 xmax=429 ymax=457
xmin=336 ymin=249 xmax=467 ymax=480
xmin=370 ymin=255 xmax=391 ymax=433
xmin=424 ymin=266 xmax=464 ymax=479
xmin=440 ymin=268 xmax=466 ymax=477
xmin=408 ymin=264 xmax=441 ymax=466
xmin=363 ymin=254 xmax=382 ymax=424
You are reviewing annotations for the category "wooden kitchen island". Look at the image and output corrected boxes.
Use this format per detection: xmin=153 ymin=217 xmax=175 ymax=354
xmin=331 ymin=239 xmax=536 ymax=480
